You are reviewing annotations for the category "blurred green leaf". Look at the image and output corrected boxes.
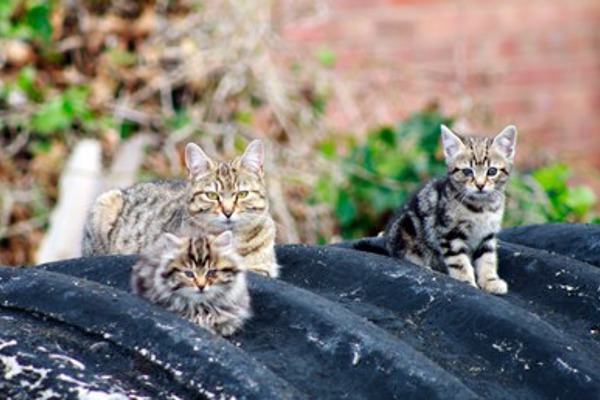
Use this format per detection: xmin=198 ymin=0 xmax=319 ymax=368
xmin=120 ymin=121 xmax=137 ymax=140
xmin=315 ymin=178 xmax=333 ymax=205
xmin=0 ymin=0 xmax=54 ymax=40
xmin=31 ymin=87 xmax=94 ymax=135
xmin=234 ymin=111 xmax=253 ymax=124
xmin=17 ymin=66 xmax=36 ymax=90
xmin=314 ymin=47 xmax=337 ymax=68
xmin=377 ymin=127 xmax=396 ymax=147
xmin=31 ymin=97 xmax=72 ymax=134
xmin=336 ymin=190 xmax=356 ymax=227
xmin=319 ymin=139 xmax=337 ymax=159
xmin=565 ymin=187 xmax=596 ymax=217
xmin=26 ymin=3 xmax=52 ymax=41
xmin=107 ymin=49 xmax=137 ymax=66
xmin=168 ymin=112 xmax=192 ymax=130
xmin=532 ymin=164 xmax=570 ymax=193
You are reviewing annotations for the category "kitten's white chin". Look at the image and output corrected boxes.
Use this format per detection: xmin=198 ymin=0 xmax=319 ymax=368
xmin=467 ymin=188 xmax=494 ymax=198
xmin=218 ymin=214 xmax=264 ymax=230
xmin=195 ymin=212 xmax=266 ymax=234
xmin=178 ymin=287 xmax=218 ymax=300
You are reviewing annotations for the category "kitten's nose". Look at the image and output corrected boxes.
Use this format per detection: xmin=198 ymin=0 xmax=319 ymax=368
xmin=223 ymin=209 xmax=233 ymax=219
xmin=476 ymin=183 xmax=485 ymax=191
xmin=196 ymin=276 xmax=207 ymax=291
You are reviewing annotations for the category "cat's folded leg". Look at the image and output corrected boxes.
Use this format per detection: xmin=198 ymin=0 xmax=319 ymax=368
xmin=82 ymin=189 xmax=124 ymax=255
xmin=473 ymin=239 xmax=508 ymax=295
xmin=439 ymin=238 xmax=478 ymax=288
xmin=250 ymin=263 xmax=280 ymax=278
xmin=444 ymin=254 xmax=478 ymax=288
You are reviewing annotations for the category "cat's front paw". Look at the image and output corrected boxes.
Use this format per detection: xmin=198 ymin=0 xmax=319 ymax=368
xmin=251 ymin=263 xmax=280 ymax=279
xmin=448 ymin=270 xmax=478 ymax=288
xmin=480 ymin=278 xmax=508 ymax=295
xmin=215 ymin=323 xmax=240 ymax=337
xmin=461 ymin=279 xmax=478 ymax=289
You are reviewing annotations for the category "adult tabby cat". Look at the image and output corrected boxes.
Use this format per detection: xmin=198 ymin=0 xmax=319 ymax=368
xmin=385 ymin=125 xmax=517 ymax=294
xmin=82 ymin=140 xmax=279 ymax=278
xmin=131 ymin=230 xmax=250 ymax=336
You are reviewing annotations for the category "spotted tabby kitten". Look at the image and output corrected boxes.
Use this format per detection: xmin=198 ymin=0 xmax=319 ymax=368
xmin=82 ymin=140 xmax=279 ymax=277
xmin=131 ymin=230 xmax=250 ymax=336
xmin=385 ymin=125 xmax=517 ymax=294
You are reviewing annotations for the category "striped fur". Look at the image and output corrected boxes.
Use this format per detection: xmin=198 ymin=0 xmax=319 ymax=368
xmin=385 ymin=125 xmax=517 ymax=295
xmin=82 ymin=140 xmax=280 ymax=278
xmin=131 ymin=231 xmax=250 ymax=336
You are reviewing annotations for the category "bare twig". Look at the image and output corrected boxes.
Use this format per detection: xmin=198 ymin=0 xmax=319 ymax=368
xmin=1 ymin=128 xmax=30 ymax=158
xmin=0 ymin=216 xmax=48 ymax=241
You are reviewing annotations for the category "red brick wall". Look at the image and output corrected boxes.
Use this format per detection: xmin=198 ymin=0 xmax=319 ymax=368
xmin=277 ymin=0 xmax=600 ymax=187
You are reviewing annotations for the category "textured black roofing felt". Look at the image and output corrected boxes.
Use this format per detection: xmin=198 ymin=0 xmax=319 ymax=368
xmin=0 ymin=223 xmax=598 ymax=399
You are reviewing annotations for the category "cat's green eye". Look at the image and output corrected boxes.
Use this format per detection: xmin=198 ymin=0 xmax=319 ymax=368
xmin=206 ymin=191 xmax=219 ymax=200
xmin=206 ymin=270 xmax=218 ymax=279
xmin=462 ymin=168 xmax=474 ymax=177
xmin=184 ymin=271 xmax=195 ymax=278
xmin=487 ymin=167 xmax=498 ymax=176
xmin=237 ymin=191 xmax=249 ymax=199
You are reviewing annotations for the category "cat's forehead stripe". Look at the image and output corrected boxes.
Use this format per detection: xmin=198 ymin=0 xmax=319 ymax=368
xmin=465 ymin=137 xmax=492 ymax=166
xmin=213 ymin=162 xmax=241 ymax=191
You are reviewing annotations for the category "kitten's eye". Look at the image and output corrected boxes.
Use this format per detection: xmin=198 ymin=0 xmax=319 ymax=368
xmin=183 ymin=271 xmax=195 ymax=278
xmin=220 ymin=267 xmax=239 ymax=275
xmin=487 ymin=167 xmax=498 ymax=176
xmin=462 ymin=168 xmax=474 ymax=177
xmin=206 ymin=270 xmax=218 ymax=279
xmin=237 ymin=191 xmax=249 ymax=199
xmin=205 ymin=191 xmax=219 ymax=200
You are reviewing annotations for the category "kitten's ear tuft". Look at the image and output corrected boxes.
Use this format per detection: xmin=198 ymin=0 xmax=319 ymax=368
xmin=212 ymin=230 xmax=234 ymax=251
xmin=241 ymin=140 xmax=264 ymax=175
xmin=493 ymin=125 xmax=518 ymax=159
xmin=185 ymin=143 xmax=213 ymax=178
xmin=441 ymin=125 xmax=465 ymax=159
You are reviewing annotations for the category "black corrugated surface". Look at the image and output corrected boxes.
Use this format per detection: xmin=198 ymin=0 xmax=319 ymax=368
xmin=0 ymin=224 xmax=598 ymax=399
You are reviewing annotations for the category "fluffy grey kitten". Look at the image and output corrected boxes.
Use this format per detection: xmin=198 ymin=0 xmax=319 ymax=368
xmin=131 ymin=230 xmax=251 ymax=336
xmin=385 ymin=124 xmax=517 ymax=295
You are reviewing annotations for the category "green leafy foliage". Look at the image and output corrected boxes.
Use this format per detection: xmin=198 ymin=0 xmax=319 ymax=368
xmin=532 ymin=164 xmax=597 ymax=222
xmin=315 ymin=110 xmax=598 ymax=239
xmin=0 ymin=0 xmax=54 ymax=41
xmin=315 ymin=109 xmax=452 ymax=238
xmin=31 ymin=87 xmax=95 ymax=135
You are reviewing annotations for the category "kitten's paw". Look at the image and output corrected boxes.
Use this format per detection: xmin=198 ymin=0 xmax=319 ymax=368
xmin=449 ymin=272 xmax=478 ymax=288
xmin=215 ymin=324 xmax=239 ymax=337
xmin=480 ymin=278 xmax=508 ymax=295
xmin=252 ymin=263 xmax=280 ymax=279
xmin=462 ymin=279 xmax=478 ymax=288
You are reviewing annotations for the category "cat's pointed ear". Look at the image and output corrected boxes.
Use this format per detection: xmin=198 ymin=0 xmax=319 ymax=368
xmin=441 ymin=125 xmax=465 ymax=159
xmin=185 ymin=143 xmax=214 ymax=178
xmin=163 ymin=232 xmax=183 ymax=248
xmin=212 ymin=230 xmax=234 ymax=252
xmin=492 ymin=125 xmax=517 ymax=159
xmin=240 ymin=140 xmax=264 ymax=175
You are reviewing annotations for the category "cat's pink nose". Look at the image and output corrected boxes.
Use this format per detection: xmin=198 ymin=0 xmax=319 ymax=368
xmin=476 ymin=183 xmax=485 ymax=191
xmin=196 ymin=276 xmax=207 ymax=291
xmin=223 ymin=209 xmax=233 ymax=218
